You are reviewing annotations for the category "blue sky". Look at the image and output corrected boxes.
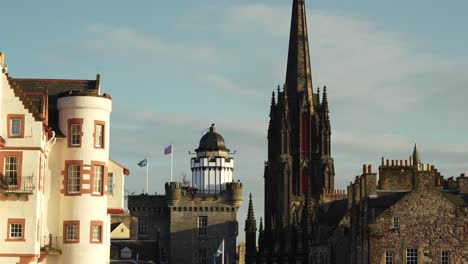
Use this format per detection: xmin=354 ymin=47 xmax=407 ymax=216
xmin=2 ymin=0 xmax=467 ymax=242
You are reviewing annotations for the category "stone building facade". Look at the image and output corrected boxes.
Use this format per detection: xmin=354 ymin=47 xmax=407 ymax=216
xmin=127 ymin=125 xmax=243 ymax=264
xmin=244 ymin=0 xmax=468 ymax=263
xmin=348 ymin=149 xmax=468 ymax=264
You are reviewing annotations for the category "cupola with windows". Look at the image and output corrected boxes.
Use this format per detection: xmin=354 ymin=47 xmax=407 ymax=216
xmin=191 ymin=124 xmax=234 ymax=194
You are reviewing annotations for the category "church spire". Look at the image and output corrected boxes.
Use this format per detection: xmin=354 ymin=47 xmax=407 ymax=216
xmin=245 ymin=193 xmax=257 ymax=264
xmin=322 ymin=86 xmax=329 ymax=113
xmin=413 ymin=144 xmax=421 ymax=165
xmin=245 ymin=193 xmax=256 ymax=231
xmin=285 ymin=0 xmax=314 ymax=103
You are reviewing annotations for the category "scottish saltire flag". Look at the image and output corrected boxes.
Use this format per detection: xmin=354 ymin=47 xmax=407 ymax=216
xmin=137 ymin=159 xmax=147 ymax=167
xmin=164 ymin=145 xmax=172 ymax=155
xmin=215 ymin=239 xmax=224 ymax=257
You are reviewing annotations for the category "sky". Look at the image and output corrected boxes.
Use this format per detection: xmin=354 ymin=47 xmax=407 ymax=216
xmin=2 ymin=0 xmax=467 ymax=243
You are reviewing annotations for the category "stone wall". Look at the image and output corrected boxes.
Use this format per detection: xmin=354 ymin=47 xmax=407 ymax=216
xmin=368 ymin=172 xmax=467 ymax=263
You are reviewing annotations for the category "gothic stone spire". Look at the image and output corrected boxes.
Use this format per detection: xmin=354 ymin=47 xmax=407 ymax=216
xmin=285 ymin=0 xmax=314 ymax=104
xmin=245 ymin=193 xmax=257 ymax=231
xmin=413 ymin=144 xmax=421 ymax=165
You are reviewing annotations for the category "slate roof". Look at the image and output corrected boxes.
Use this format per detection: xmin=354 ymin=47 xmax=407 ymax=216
xmin=368 ymin=191 xmax=409 ymax=217
xmin=442 ymin=192 xmax=468 ymax=207
xmin=323 ymin=198 xmax=348 ymax=228
xmin=12 ymin=76 xmax=99 ymax=136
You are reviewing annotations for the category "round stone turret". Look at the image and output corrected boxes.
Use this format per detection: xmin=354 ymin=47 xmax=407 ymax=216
xmin=225 ymin=181 xmax=243 ymax=206
xmin=165 ymin=182 xmax=181 ymax=206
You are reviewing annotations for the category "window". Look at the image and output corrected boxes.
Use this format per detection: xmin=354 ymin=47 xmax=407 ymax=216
xmin=90 ymin=221 xmax=103 ymax=243
xmin=4 ymin=156 xmax=18 ymax=186
xmin=108 ymin=173 xmax=114 ymax=195
xmin=64 ymin=221 xmax=80 ymax=243
xmin=198 ymin=249 xmax=207 ymax=264
xmin=160 ymin=248 xmax=169 ymax=264
xmin=441 ymin=251 xmax=450 ymax=264
xmin=198 ymin=216 xmax=208 ymax=236
xmin=393 ymin=217 xmax=400 ymax=229
xmin=7 ymin=114 xmax=24 ymax=138
xmin=138 ymin=216 xmax=147 ymax=236
xmin=7 ymin=219 xmax=25 ymax=241
xmin=67 ymin=164 xmax=81 ymax=194
xmin=94 ymin=122 xmax=105 ymax=148
xmin=406 ymin=248 xmax=418 ymax=264
xmin=93 ymin=165 xmax=103 ymax=195
xmin=68 ymin=119 xmax=83 ymax=147
xmin=386 ymin=251 xmax=394 ymax=264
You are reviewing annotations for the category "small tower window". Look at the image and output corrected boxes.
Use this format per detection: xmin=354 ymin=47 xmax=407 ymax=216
xmin=94 ymin=122 xmax=105 ymax=148
xmin=198 ymin=216 xmax=208 ymax=236
xmin=93 ymin=165 xmax=104 ymax=195
xmin=68 ymin=119 xmax=83 ymax=147
xmin=67 ymin=163 xmax=81 ymax=194
xmin=138 ymin=216 xmax=148 ymax=237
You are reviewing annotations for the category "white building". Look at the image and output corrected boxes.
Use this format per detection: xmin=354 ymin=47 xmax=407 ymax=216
xmin=0 ymin=52 xmax=129 ymax=264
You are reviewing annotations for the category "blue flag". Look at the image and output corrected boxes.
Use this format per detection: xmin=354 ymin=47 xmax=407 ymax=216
xmin=138 ymin=159 xmax=147 ymax=167
xmin=215 ymin=239 xmax=224 ymax=257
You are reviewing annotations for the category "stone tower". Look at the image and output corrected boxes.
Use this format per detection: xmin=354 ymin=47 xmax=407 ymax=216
xmin=245 ymin=194 xmax=257 ymax=264
xmin=251 ymin=0 xmax=336 ymax=262
xmin=128 ymin=125 xmax=243 ymax=264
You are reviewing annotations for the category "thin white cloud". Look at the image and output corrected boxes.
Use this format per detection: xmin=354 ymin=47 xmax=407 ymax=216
xmin=196 ymin=73 xmax=263 ymax=99
xmin=83 ymin=24 xmax=221 ymax=64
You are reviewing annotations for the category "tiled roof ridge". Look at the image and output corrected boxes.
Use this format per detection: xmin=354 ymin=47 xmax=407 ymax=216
xmin=4 ymin=71 xmax=44 ymax=122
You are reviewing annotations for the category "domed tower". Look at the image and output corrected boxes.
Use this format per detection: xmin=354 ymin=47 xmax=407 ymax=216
xmin=56 ymin=90 xmax=112 ymax=263
xmin=191 ymin=124 xmax=234 ymax=194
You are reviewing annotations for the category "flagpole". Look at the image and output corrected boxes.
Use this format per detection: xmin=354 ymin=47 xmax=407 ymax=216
xmin=146 ymin=157 xmax=149 ymax=194
xmin=170 ymin=144 xmax=173 ymax=182
xmin=222 ymin=239 xmax=224 ymax=264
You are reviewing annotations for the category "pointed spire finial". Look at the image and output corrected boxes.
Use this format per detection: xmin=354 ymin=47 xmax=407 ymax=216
xmin=285 ymin=0 xmax=314 ymax=103
xmin=247 ymin=193 xmax=255 ymax=221
xmin=322 ymin=86 xmax=329 ymax=112
xmin=413 ymin=143 xmax=421 ymax=165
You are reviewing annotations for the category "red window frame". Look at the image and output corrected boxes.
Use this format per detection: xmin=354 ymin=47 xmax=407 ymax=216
xmin=6 ymin=218 xmax=26 ymax=241
xmin=7 ymin=114 xmax=25 ymax=138
xmin=63 ymin=220 xmax=80 ymax=244
xmin=67 ymin=118 xmax=83 ymax=148
xmin=90 ymin=220 xmax=103 ymax=244
xmin=94 ymin=121 xmax=106 ymax=149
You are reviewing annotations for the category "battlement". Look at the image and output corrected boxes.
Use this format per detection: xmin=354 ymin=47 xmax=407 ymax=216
xmin=320 ymin=188 xmax=347 ymax=203
xmin=444 ymin=173 xmax=468 ymax=194
xmin=379 ymin=157 xmax=436 ymax=172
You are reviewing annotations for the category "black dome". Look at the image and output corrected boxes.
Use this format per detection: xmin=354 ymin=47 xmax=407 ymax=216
xmin=196 ymin=124 xmax=229 ymax=152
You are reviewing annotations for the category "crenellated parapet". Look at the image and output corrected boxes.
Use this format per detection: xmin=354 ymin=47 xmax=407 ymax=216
xmin=165 ymin=182 xmax=181 ymax=206
xmin=225 ymin=181 xmax=243 ymax=206
xmin=320 ymin=188 xmax=347 ymax=203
